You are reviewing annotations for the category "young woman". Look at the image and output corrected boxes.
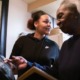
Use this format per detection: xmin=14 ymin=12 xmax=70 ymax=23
xmin=10 ymin=10 xmax=59 ymax=79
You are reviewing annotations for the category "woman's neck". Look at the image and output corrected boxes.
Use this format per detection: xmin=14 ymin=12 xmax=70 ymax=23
xmin=34 ymin=32 xmax=45 ymax=40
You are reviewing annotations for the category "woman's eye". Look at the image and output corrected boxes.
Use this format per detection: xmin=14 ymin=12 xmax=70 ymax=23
xmin=43 ymin=21 xmax=51 ymax=24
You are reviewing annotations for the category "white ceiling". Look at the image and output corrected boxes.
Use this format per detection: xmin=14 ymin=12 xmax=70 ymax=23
xmin=23 ymin=0 xmax=63 ymax=18
xmin=35 ymin=0 xmax=63 ymax=18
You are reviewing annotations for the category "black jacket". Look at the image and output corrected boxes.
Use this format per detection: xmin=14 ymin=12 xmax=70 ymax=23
xmin=10 ymin=33 xmax=59 ymax=79
xmin=59 ymin=35 xmax=80 ymax=80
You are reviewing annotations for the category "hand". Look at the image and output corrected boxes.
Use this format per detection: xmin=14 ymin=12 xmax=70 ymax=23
xmin=11 ymin=56 xmax=27 ymax=70
xmin=4 ymin=58 xmax=18 ymax=74
xmin=4 ymin=58 xmax=16 ymax=69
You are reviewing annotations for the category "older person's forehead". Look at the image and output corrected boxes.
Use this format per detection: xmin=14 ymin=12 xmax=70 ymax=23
xmin=57 ymin=5 xmax=70 ymax=13
xmin=61 ymin=0 xmax=80 ymax=13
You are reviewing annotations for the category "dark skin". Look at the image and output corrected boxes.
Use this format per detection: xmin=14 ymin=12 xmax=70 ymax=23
xmin=56 ymin=4 xmax=80 ymax=35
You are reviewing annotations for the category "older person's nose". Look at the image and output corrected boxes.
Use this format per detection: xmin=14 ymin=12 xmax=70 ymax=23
xmin=56 ymin=20 xmax=61 ymax=26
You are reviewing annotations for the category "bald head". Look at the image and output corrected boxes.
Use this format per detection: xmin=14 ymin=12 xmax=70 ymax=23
xmin=61 ymin=0 xmax=80 ymax=13
xmin=56 ymin=0 xmax=80 ymax=35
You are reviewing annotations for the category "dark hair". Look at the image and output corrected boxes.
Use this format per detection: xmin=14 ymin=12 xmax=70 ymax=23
xmin=27 ymin=10 xmax=47 ymax=30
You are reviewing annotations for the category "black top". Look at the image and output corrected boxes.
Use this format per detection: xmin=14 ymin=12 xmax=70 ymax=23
xmin=31 ymin=35 xmax=80 ymax=80
xmin=10 ymin=33 xmax=59 ymax=79
xmin=59 ymin=35 xmax=80 ymax=80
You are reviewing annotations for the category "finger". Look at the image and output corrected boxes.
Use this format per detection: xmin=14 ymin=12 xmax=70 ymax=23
xmin=18 ymin=63 xmax=27 ymax=70
xmin=12 ymin=56 xmax=25 ymax=62
xmin=4 ymin=59 xmax=12 ymax=63
xmin=12 ymin=56 xmax=20 ymax=60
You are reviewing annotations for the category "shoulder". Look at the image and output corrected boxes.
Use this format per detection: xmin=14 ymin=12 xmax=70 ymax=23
xmin=62 ymin=37 xmax=72 ymax=46
xmin=18 ymin=33 xmax=32 ymax=40
xmin=15 ymin=33 xmax=32 ymax=43
xmin=60 ymin=37 xmax=71 ymax=51
xmin=45 ymin=37 xmax=59 ymax=48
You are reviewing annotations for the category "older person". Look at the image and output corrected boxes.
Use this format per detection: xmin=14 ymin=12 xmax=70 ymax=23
xmin=56 ymin=0 xmax=80 ymax=80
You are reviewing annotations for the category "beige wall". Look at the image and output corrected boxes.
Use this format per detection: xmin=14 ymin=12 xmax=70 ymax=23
xmin=28 ymin=0 xmax=63 ymax=18
xmin=6 ymin=0 xmax=31 ymax=58
xmin=28 ymin=0 xmax=56 ymax=12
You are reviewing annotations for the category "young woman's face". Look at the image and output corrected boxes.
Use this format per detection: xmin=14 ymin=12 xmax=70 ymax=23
xmin=34 ymin=14 xmax=51 ymax=35
xmin=56 ymin=4 xmax=79 ymax=35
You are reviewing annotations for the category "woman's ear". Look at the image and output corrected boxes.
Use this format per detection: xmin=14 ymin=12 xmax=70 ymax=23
xmin=34 ymin=21 xmax=38 ymax=28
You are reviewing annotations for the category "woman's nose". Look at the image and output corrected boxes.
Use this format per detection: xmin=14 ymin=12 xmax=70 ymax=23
xmin=48 ymin=22 xmax=51 ymax=27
